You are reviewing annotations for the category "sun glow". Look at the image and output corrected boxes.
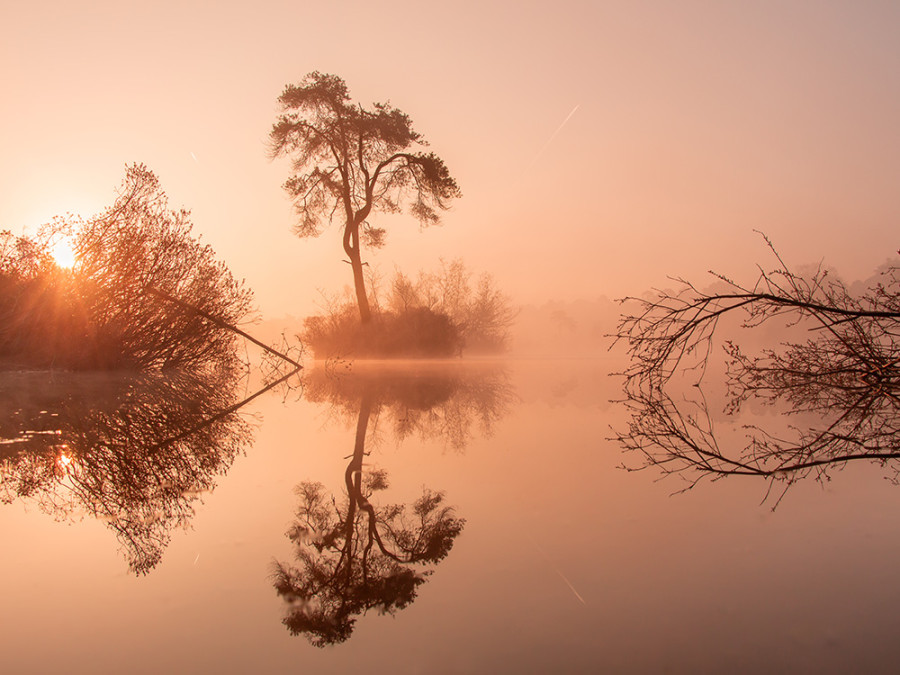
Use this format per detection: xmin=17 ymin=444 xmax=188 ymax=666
xmin=50 ymin=239 xmax=77 ymax=269
xmin=57 ymin=447 xmax=74 ymax=472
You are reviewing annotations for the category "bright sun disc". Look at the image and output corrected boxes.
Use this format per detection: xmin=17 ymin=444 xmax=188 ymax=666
xmin=51 ymin=239 xmax=77 ymax=268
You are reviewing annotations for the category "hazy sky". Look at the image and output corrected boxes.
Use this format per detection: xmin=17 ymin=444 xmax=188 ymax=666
xmin=3 ymin=0 xmax=898 ymax=317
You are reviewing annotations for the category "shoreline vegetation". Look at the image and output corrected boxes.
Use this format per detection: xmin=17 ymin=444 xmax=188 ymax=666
xmin=0 ymin=165 xmax=253 ymax=373
xmin=3 ymin=69 xmax=510 ymax=368
xmin=1 ymin=166 xmax=512 ymax=369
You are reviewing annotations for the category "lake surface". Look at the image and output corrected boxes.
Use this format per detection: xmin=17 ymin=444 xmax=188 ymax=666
xmin=2 ymin=358 xmax=900 ymax=674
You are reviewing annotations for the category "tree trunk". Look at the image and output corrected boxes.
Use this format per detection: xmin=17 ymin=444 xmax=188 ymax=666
xmin=343 ymin=223 xmax=372 ymax=324
xmin=348 ymin=249 xmax=371 ymax=324
xmin=341 ymin=393 xmax=373 ymax=573
xmin=346 ymin=393 xmax=373 ymax=498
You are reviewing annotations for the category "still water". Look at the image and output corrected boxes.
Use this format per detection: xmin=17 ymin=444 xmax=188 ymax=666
xmin=2 ymin=359 xmax=899 ymax=673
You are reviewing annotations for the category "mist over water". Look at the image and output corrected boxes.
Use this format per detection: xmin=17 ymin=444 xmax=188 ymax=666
xmin=1 ymin=353 xmax=899 ymax=673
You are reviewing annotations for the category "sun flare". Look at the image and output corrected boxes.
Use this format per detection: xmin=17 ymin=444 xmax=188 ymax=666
xmin=50 ymin=239 xmax=77 ymax=268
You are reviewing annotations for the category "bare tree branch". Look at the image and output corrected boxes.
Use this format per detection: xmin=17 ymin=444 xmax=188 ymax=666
xmin=612 ymin=236 xmax=900 ymax=503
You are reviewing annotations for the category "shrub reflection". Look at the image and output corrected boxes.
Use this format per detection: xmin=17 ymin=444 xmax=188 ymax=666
xmin=302 ymin=361 xmax=514 ymax=450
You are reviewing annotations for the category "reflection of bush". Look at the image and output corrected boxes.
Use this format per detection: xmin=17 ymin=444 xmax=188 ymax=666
xmin=0 ymin=164 xmax=252 ymax=370
xmin=0 ymin=366 xmax=252 ymax=574
xmin=302 ymin=361 xmax=514 ymax=450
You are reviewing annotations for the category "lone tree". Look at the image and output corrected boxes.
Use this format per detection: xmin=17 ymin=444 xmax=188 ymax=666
xmin=269 ymin=72 xmax=461 ymax=324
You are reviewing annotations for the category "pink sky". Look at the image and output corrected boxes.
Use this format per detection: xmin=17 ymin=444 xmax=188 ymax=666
xmin=2 ymin=0 xmax=898 ymax=317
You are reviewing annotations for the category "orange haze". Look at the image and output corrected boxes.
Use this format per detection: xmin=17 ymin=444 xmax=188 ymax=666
xmin=2 ymin=1 xmax=898 ymax=318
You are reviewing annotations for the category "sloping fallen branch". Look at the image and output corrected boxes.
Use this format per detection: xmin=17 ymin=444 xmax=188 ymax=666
xmin=146 ymin=286 xmax=303 ymax=369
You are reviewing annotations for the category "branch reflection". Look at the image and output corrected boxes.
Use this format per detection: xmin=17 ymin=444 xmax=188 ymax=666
xmin=273 ymin=361 xmax=512 ymax=646
xmin=0 ymin=365 xmax=296 ymax=573
xmin=616 ymin=345 xmax=900 ymax=503
xmin=614 ymin=252 xmax=900 ymax=504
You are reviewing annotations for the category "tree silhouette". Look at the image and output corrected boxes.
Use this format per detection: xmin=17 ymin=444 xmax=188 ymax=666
xmin=271 ymin=393 xmax=465 ymax=647
xmin=0 ymin=165 xmax=255 ymax=370
xmin=269 ymin=72 xmax=461 ymax=324
xmin=613 ymin=235 xmax=900 ymax=503
xmin=73 ymin=164 xmax=255 ymax=369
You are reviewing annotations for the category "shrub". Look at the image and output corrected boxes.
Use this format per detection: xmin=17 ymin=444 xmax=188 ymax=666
xmin=303 ymin=306 xmax=462 ymax=359
xmin=302 ymin=260 xmax=515 ymax=359
xmin=0 ymin=165 xmax=253 ymax=371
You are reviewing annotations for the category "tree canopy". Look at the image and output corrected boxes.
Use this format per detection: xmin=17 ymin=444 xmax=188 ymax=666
xmin=269 ymin=72 xmax=461 ymax=323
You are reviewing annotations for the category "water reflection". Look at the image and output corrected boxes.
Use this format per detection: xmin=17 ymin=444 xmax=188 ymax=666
xmin=273 ymin=361 xmax=512 ymax=646
xmin=613 ymin=250 xmax=900 ymax=507
xmin=0 ymin=365 xmax=294 ymax=573
xmin=302 ymin=360 xmax=514 ymax=450
xmin=616 ymin=345 xmax=900 ymax=503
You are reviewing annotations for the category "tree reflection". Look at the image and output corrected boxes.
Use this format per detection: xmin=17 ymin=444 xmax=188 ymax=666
xmin=272 ymin=362 xmax=511 ymax=646
xmin=614 ymin=240 xmax=900 ymax=503
xmin=615 ymin=357 xmax=900 ymax=503
xmin=0 ymin=364 xmax=297 ymax=573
